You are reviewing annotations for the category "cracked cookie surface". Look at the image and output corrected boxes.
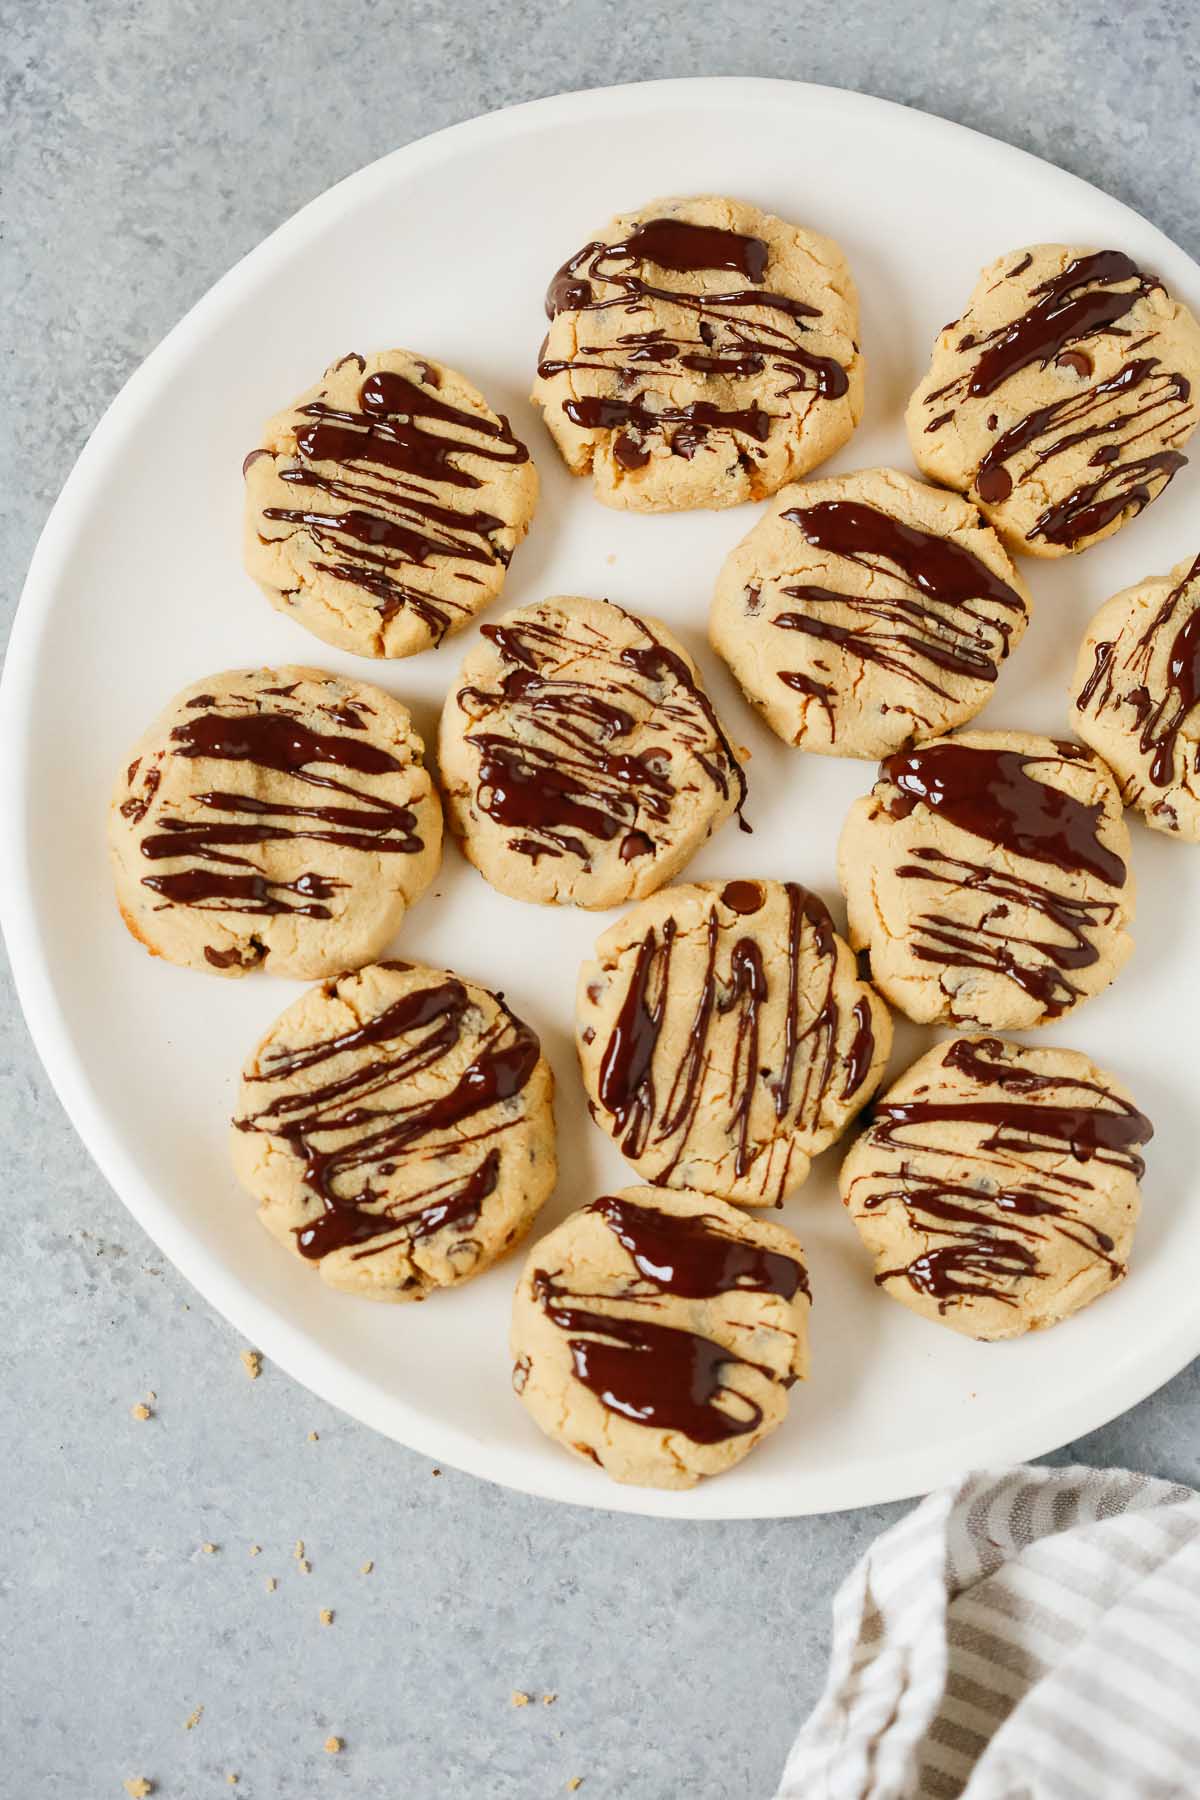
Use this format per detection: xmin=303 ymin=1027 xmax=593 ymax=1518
xmin=1072 ymin=552 xmax=1200 ymax=840
xmin=838 ymin=730 xmax=1134 ymax=1030
xmin=906 ymin=243 xmax=1200 ymax=557
xmin=109 ymin=666 xmax=442 ymax=979
xmin=841 ymin=1035 xmax=1151 ymax=1340
xmin=576 ymin=878 xmax=891 ymax=1205
xmin=709 ymin=467 xmax=1031 ymax=759
xmin=438 ymin=595 xmax=747 ymax=907
xmin=231 ymin=960 xmax=556 ymax=1300
xmin=243 ymin=350 xmax=538 ymax=657
xmin=531 ymin=194 xmax=863 ymax=512
xmin=511 ymin=1184 xmax=810 ymax=1488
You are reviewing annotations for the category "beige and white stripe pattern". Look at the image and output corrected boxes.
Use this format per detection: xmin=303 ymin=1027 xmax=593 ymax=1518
xmin=776 ymin=1464 xmax=1200 ymax=1800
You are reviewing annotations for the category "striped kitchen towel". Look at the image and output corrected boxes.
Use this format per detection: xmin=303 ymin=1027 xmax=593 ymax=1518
xmin=776 ymin=1463 xmax=1200 ymax=1800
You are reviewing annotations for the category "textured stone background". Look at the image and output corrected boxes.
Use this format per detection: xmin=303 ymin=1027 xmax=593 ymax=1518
xmin=2 ymin=4 xmax=1198 ymax=1795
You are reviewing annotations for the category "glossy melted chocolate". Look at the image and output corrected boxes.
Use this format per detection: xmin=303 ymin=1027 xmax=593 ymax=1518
xmin=457 ymin=604 xmax=747 ymax=870
xmin=593 ymin=882 xmax=872 ymax=1195
xmin=131 ymin=684 xmax=426 ymax=931
xmin=250 ymin=365 xmax=529 ymax=642
xmin=770 ymin=499 xmax=1027 ymax=734
xmin=876 ymin=739 xmax=1127 ymax=1020
xmin=919 ymin=251 xmax=1193 ymax=547
xmin=528 ymin=1187 xmax=808 ymax=1445
xmin=882 ymin=740 xmax=1126 ymax=886
xmin=588 ymin=1192 xmax=807 ymax=1300
xmin=538 ymin=214 xmax=851 ymax=470
xmin=1075 ymin=553 xmax=1200 ymax=793
xmin=532 ymin=1273 xmax=768 ymax=1444
xmin=235 ymin=971 xmax=540 ymax=1260
xmin=857 ymin=1036 xmax=1152 ymax=1311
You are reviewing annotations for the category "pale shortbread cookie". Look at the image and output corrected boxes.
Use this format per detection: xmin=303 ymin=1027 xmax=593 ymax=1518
xmin=907 ymin=244 xmax=1200 ymax=557
xmin=511 ymin=1185 xmax=810 ymax=1488
xmin=232 ymin=961 xmax=556 ymax=1300
xmin=438 ymin=595 xmax=747 ymax=907
xmin=532 ymin=194 xmax=863 ymax=512
xmin=1072 ymin=552 xmax=1200 ymax=840
xmin=244 ymin=350 xmax=538 ymax=658
xmin=709 ymin=467 xmax=1031 ymax=759
xmin=841 ymin=1035 xmax=1151 ymax=1340
xmin=109 ymin=667 xmax=442 ymax=980
xmin=576 ymin=879 xmax=891 ymax=1205
xmin=839 ymin=731 xmax=1135 ymax=1030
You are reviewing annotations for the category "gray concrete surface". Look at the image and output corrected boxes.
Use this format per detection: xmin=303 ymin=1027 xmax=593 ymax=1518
xmin=2 ymin=4 xmax=1199 ymax=1795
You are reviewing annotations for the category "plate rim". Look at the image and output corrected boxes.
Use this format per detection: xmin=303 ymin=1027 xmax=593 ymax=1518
xmin=3 ymin=75 xmax=1198 ymax=1519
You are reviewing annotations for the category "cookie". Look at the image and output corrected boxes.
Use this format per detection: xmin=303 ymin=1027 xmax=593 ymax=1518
xmin=1072 ymin=552 xmax=1200 ymax=840
xmin=839 ymin=731 xmax=1134 ymax=1030
xmin=840 ymin=1035 xmax=1151 ymax=1340
xmin=110 ymin=667 xmax=442 ymax=979
xmin=438 ymin=596 xmax=748 ymax=907
xmin=511 ymin=1185 xmax=810 ymax=1488
xmin=709 ymin=467 xmax=1031 ymax=759
xmin=243 ymin=350 xmax=538 ymax=658
xmin=531 ymin=194 xmax=863 ymax=512
xmin=906 ymin=244 xmax=1200 ymax=557
xmin=576 ymin=879 xmax=891 ymax=1205
xmin=231 ymin=961 xmax=556 ymax=1300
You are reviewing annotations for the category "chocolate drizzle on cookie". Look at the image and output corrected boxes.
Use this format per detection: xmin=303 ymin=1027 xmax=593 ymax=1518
xmin=966 ymin=252 xmax=1160 ymax=397
xmin=456 ymin=603 xmax=747 ymax=869
xmin=537 ymin=214 xmax=851 ymax=471
xmin=588 ymin=1192 xmax=808 ymax=1299
xmin=531 ymin=1269 xmax=773 ymax=1444
xmin=235 ymin=970 xmax=541 ymax=1261
xmin=883 ymin=740 xmax=1126 ymax=883
xmin=524 ymin=1189 xmax=807 ymax=1452
xmin=875 ymin=739 xmax=1128 ymax=1020
xmin=853 ymin=1036 xmax=1151 ymax=1311
xmin=918 ymin=250 xmax=1195 ymax=547
xmin=841 ymin=998 xmax=877 ymax=1101
xmin=1075 ymin=553 xmax=1200 ymax=796
xmin=872 ymin=1035 xmax=1152 ymax=1174
xmin=131 ymin=683 xmax=426 ymax=928
xmin=770 ymin=499 xmax=1027 ymax=735
xmin=892 ymin=847 xmax=1118 ymax=1019
xmin=250 ymin=365 xmax=530 ymax=643
xmin=592 ymin=882 xmax=875 ymax=1198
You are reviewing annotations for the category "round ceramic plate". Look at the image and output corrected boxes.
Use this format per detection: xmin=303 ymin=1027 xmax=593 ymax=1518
xmin=3 ymin=79 xmax=1199 ymax=1518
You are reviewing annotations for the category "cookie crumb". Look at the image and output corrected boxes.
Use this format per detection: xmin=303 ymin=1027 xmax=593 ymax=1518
xmin=293 ymin=1540 xmax=305 ymax=1560
xmin=265 ymin=1577 xmax=277 ymax=1592
xmin=324 ymin=1737 xmax=342 ymax=1755
xmin=543 ymin=1693 xmax=557 ymax=1706
xmin=184 ymin=1706 xmax=203 ymax=1731
xmin=227 ymin=1777 xmax=238 ymax=1788
xmin=130 ymin=1403 xmax=151 ymax=1421
xmin=320 ymin=1609 xmax=333 ymax=1626
xmin=124 ymin=1781 xmax=153 ymax=1798
xmin=307 ymin=1431 xmax=319 ymax=1442
xmin=249 ymin=1544 xmax=260 ymax=1557
xmin=511 ymin=1692 xmax=530 ymax=1708
xmin=359 ymin=1560 xmax=373 ymax=1575
xmin=202 ymin=1542 xmax=218 ymax=1555
xmin=240 ymin=1350 xmax=262 ymax=1380
xmin=298 ymin=1558 xmax=311 ymax=1575
xmin=566 ymin=1780 xmax=583 ymax=1793
xmin=432 ymin=1468 xmax=441 ymax=1477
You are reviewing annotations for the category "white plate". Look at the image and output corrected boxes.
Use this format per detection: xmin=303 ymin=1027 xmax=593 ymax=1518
xmin=4 ymin=78 xmax=1199 ymax=1519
